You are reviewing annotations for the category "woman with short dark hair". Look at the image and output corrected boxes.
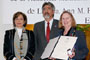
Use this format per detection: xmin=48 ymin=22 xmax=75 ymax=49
xmin=3 ymin=11 xmax=35 ymax=60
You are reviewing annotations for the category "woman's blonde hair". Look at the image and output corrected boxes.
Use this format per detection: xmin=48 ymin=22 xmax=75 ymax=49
xmin=58 ymin=11 xmax=76 ymax=29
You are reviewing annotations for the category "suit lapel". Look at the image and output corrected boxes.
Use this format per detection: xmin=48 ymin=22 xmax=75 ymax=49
xmin=10 ymin=29 xmax=16 ymax=44
xmin=10 ymin=29 xmax=15 ymax=54
xmin=42 ymin=21 xmax=47 ymax=43
xmin=68 ymin=28 xmax=76 ymax=36
xmin=24 ymin=30 xmax=29 ymax=52
xmin=50 ymin=20 xmax=57 ymax=39
xmin=12 ymin=29 xmax=16 ymax=40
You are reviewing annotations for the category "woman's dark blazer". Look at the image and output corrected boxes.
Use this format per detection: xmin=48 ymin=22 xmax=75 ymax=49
xmin=59 ymin=28 xmax=89 ymax=60
xmin=3 ymin=29 xmax=35 ymax=60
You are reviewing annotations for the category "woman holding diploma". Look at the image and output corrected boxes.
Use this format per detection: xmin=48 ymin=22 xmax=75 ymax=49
xmin=58 ymin=11 xmax=89 ymax=60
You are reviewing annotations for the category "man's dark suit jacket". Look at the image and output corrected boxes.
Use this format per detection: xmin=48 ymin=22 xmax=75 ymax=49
xmin=59 ymin=28 xmax=89 ymax=60
xmin=3 ymin=29 xmax=35 ymax=60
xmin=33 ymin=19 xmax=60 ymax=60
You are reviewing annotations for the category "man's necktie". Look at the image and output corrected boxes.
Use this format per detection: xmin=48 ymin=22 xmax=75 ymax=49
xmin=46 ymin=22 xmax=50 ymax=42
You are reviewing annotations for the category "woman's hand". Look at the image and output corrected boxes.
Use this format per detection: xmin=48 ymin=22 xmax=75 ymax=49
xmin=48 ymin=57 xmax=56 ymax=60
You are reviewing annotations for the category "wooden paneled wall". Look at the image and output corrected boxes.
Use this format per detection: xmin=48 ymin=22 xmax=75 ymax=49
xmin=85 ymin=31 xmax=90 ymax=60
xmin=26 ymin=24 xmax=34 ymax=31
xmin=26 ymin=24 xmax=90 ymax=60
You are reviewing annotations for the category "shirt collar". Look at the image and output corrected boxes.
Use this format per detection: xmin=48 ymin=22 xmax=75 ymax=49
xmin=45 ymin=18 xmax=54 ymax=24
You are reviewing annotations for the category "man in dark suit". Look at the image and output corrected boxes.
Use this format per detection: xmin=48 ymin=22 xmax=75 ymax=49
xmin=33 ymin=2 xmax=60 ymax=60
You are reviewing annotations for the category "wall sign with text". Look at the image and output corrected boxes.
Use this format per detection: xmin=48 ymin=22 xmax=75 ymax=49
xmin=2 ymin=0 xmax=90 ymax=24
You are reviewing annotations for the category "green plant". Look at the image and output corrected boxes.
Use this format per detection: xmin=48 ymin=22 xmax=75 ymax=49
xmin=76 ymin=24 xmax=90 ymax=32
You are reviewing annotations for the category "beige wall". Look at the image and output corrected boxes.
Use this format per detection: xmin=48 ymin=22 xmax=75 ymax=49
xmin=85 ymin=31 xmax=90 ymax=60
xmin=0 ymin=3 xmax=13 ymax=59
xmin=0 ymin=0 xmax=4 ymax=60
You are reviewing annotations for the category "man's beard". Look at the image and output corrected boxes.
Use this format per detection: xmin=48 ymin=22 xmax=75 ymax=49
xmin=44 ymin=13 xmax=50 ymax=19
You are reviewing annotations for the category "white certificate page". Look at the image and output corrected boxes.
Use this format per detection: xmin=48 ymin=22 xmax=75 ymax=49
xmin=51 ymin=36 xmax=77 ymax=60
xmin=41 ymin=36 xmax=59 ymax=59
